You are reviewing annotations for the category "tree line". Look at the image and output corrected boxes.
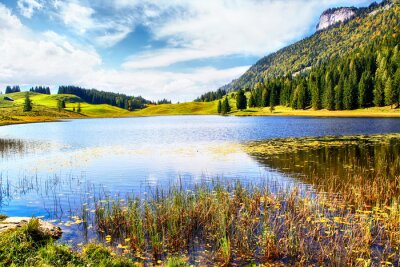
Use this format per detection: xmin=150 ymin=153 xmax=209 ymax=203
xmin=5 ymin=86 xmax=21 ymax=94
xmin=58 ymin=86 xmax=151 ymax=111
xmin=195 ymin=89 xmax=227 ymax=102
xmin=30 ymin=86 xmax=51 ymax=94
xmin=215 ymin=35 xmax=400 ymax=113
xmin=253 ymin=40 xmax=400 ymax=111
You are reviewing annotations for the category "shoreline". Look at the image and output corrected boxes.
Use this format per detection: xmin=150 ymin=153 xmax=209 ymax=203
xmin=0 ymin=106 xmax=400 ymax=127
xmin=2 ymin=110 xmax=400 ymax=127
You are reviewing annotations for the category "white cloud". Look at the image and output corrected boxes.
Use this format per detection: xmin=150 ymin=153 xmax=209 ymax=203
xmin=82 ymin=66 xmax=250 ymax=102
xmin=17 ymin=0 xmax=43 ymax=18
xmin=120 ymin=0 xmax=374 ymax=69
xmin=57 ymin=2 xmax=95 ymax=34
xmin=0 ymin=4 xmax=101 ymax=88
xmin=53 ymin=1 xmax=134 ymax=47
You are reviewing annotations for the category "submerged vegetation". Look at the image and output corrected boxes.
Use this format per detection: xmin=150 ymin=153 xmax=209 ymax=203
xmin=245 ymin=133 xmax=400 ymax=205
xmin=90 ymin=180 xmax=400 ymax=266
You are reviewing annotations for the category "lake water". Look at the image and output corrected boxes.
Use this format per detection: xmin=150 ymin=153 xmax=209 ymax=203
xmin=1 ymin=115 xmax=400 ymax=242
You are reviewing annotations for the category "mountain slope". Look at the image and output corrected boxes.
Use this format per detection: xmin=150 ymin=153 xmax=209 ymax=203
xmin=221 ymin=0 xmax=396 ymax=92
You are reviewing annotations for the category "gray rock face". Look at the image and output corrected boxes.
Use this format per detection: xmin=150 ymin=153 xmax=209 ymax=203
xmin=0 ymin=217 xmax=62 ymax=238
xmin=317 ymin=8 xmax=356 ymax=31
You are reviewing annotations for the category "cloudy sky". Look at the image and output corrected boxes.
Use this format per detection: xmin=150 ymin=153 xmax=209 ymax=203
xmin=0 ymin=0 xmax=377 ymax=102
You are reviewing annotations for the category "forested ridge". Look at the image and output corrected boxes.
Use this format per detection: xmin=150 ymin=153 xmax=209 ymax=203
xmin=206 ymin=1 xmax=400 ymax=110
xmin=58 ymin=86 xmax=152 ymax=111
xmin=203 ymin=1 xmax=400 ymax=111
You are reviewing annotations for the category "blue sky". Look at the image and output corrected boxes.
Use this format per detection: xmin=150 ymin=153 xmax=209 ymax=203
xmin=0 ymin=0 xmax=377 ymax=102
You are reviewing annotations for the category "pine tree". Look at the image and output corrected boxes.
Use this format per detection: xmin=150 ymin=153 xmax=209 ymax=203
xmin=374 ymin=57 xmax=387 ymax=107
xmin=58 ymin=99 xmax=66 ymax=111
xmin=324 ymin=72 xmax=335 ymax=110
xmin=236 ymin=89 xmax=247 ymax=110
xmin=270 ymin=88 xmax=276 ymax=113
xmin=221 ymin=97 xmax=230 ymax=114
xmin=23 ymin=92 xmax=32 ymax=112
xmin=77 ymin=102 xmax=81 ymax=113
xmin=374 ymin=78 xmax=385 ymax=107
xmin=358 ymin=71 xmax=373 ymax=108
xmin=297 ymin=83 xmax=307 ymax=110
xmin=394 ymin=68 xmax=400 ymax=107
xmin=343 ymin=78 xmax=353 ymax=110
xmin=217 ymin=100 xmax=222 ymax=114
xmin=385 ymin=77 xmax=394 ymax=107
xmin=309 ymin=73 xmax=321 ymax=110
xmin=249 ymin=92 xmax=256 ymax=108
xmin=261 ymin=87 xmax=269 ymax=107
xmin=335 ymin=76 xmax=344 ymax=110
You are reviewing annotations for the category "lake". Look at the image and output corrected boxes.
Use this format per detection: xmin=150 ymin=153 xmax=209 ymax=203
xmin=1 ymin=115 xmax=400 ymax=243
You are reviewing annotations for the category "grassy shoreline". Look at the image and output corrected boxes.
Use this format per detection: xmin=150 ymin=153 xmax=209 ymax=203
xmin=2 ymin=92 xmax=400 ymax=127
xmin=3 ymin=104 xmax=400 ymax=127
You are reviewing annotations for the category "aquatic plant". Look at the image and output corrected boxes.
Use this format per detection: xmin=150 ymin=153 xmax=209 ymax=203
xmin=92 ymin=181 xmax=400 ymax=266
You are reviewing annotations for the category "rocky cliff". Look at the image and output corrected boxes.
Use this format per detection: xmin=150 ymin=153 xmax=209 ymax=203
xmin=316 ymin=8 xmax=357 ymax=31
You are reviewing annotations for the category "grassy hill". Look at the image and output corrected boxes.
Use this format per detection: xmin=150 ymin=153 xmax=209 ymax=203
xmin=0 ymin=92 xmax=131 ymax=125
xmin=131 ymin=101 xmax=218 ymax=116
xmin=222 ymin=0 xmax=396 ymax=92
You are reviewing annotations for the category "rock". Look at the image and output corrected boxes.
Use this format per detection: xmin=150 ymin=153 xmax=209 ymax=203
xmin=0 ymin=217 xmax=62 ymax=239
xmin=316 ymin=7 xmax=357 ymax=31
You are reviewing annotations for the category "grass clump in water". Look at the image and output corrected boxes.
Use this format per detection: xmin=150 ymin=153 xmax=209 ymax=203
xmin=92 ymin=181 xmax=400 ymax=266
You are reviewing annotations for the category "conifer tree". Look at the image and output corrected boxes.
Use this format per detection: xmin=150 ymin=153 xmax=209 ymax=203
xmin=270 ymin=87 xmax=276 ymax=112
xmin=324 ymin=72 xmax=335 ymax=110
xmin=217 ymin=100 xmax=222 ymax=114
xmin=57 ymin=99 xmax=66 ymax=111
xmin=248 ymin=93 xmax=255 ymax=108
xmin=309 ymin=73 xmax=321 ymax=110
xmin=261 ymin=87 xmax=269 ymax=107
xmin=343 ymin=78 xmax=353 ymax=110
xmin=385 ymin=77 xmax=394 ymax=107
xmin=358 ymin=71 xmax=373 ymax=108
xmin=77 ymin=102 xmax=81 ymax=113
xmin=393 ymin=68 xmax=400 ymax=107
xmin=374 ymin=57 xmax=387 ymax=107
xmin=221 ymin=97 xmax=230 ymax=114
xmin=236 ymin=89 xmax=247 ymax=110
xmin=297 ymin=82 xmax=307 ymax=110
xmin=23 ymin=92 xmax=32 ymax=112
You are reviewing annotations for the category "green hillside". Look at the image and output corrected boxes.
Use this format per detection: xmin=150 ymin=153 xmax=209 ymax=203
xmin=131 ymin=101 xmax=218 ymax=116
xmin=222 ymin=0 xmax=397 ymax=92
xmin=0 ymin=92 xmax=131 ymax=125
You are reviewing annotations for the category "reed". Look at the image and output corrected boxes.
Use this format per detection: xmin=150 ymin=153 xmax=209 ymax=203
xmin=92 ymin=181 xmax=400 ymax=266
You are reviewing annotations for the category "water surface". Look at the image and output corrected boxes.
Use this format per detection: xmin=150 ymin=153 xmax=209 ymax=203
xmin=1 ymin=115 xmax=400 ymax=242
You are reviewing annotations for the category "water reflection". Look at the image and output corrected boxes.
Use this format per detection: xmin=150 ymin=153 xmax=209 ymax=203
xmin=0 ymin=139 xmax=28 ymax=158
xmin=247 ymin=134 xmax=400 ymax=204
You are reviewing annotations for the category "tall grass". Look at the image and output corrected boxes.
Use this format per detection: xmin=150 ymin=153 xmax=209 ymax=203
xmin=93 ymin=181 xmax=400 ymax=266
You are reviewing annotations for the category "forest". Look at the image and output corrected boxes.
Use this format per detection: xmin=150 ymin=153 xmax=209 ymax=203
xmin=204 ymin=2 xmax=400 ymax=111
xmin=5 ymin=86 xmax=21 ymax=94
xmin=29 ymin=86 xmax=51 ymax=95
xmin=58 ymin=86 xmax=152 ymax=111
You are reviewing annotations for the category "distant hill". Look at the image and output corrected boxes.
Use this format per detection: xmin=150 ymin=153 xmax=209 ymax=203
xmin=220 ymin=0 xmax=395 ymax=92
xmin=58 ymin=86 xmax=152 ymax=111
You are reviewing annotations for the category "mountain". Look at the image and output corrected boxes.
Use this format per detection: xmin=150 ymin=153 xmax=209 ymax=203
xmin=316 ymin=7 xmax=357 ymax=31
xmin=220 ymin=0 xmax=395 ymax=93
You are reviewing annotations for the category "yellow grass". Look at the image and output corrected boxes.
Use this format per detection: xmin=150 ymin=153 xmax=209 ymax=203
xmin=131 ymin=101 xmax=218 ymax=116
